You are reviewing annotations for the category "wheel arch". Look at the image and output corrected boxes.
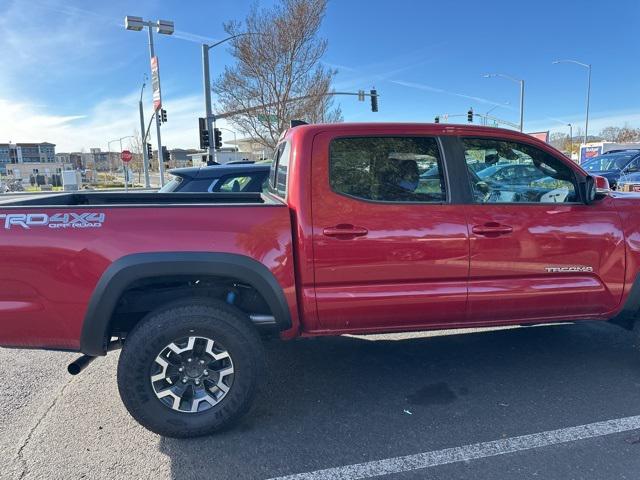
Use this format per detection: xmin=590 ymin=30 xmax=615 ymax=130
xmin=80 ymin=252 xmax=292 ymax=356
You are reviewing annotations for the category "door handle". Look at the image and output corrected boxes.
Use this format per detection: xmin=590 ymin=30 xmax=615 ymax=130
xmin=472 ymin=223 xmax=513 ymax=236
xmin=323 ymin=224 xmax=369 ymax=238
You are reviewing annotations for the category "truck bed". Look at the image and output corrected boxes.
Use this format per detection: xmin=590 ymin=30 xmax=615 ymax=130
xmin=0 ymin=192 xmax=296 ymax=351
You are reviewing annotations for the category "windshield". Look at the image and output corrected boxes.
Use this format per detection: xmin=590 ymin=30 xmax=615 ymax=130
xmin=158 ymin=176 xmax=183 ymax=192
xmin=582 ymin=152 xmax=637 ymax=172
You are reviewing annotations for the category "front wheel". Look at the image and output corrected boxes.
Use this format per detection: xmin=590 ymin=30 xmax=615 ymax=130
xmin=117 ymin=299 xmax=265 ymax=438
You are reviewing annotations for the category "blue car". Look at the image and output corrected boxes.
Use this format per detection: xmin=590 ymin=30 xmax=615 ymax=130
xmin=159 ymin=163 xmax=271 ymax=193
xmin=581 ymin=150 xmax=640 ymax=189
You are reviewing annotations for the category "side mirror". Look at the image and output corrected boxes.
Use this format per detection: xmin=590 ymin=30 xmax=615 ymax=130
xmin=583 ymin=175 xmax=610 ymax=204
xmin=583 ymin=176 xmax=596 ymax=204
xmin=594 ymin=175 xmax=611 ymax=196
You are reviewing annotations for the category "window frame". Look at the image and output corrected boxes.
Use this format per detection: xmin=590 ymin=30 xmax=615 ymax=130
xmin=327 ymin=135 xmax=450 ymax=205
xmin=458 ymin=136 xmax=583 ymax=206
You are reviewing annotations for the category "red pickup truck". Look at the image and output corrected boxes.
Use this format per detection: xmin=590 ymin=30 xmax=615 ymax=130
xmin=1 ymin=123 xmax=638 ymax=437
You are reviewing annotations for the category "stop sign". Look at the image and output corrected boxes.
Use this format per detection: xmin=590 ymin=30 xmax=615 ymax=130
xmin=121 ymin=150 xmax=133 ymax=163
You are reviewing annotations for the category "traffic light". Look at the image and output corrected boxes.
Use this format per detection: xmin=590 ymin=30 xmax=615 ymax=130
xmin=161 ymin=109 xmax=167 ymax=123
xmin=370 ymin=89 xmax=378 ymax=112
xmin=162 ymin=146 xmax=170 ymax=163
xmin=434 ymin=116 xmax=440 ymax=124
xmin=214 ymin=128 xmax=223 ymax=149
xmin=198 ymin=118 xmax=210 ymax=149
xmin=146 ymin=143 xmax=152 ymax=159
xmin=467 ymin=108 xmax=473 ymax=123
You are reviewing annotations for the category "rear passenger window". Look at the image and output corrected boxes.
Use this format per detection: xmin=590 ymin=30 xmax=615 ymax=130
xmin=329 ymin=137 xmax=445 ymax=202
xmin=269 ymin=142 xmax=291 ymax=197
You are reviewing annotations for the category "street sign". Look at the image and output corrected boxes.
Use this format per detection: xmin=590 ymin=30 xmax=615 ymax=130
xmin=150 ymin=56 xmax=162 ymax=110
xmin=121 ymin=150 xmax=133 ymax=163
xmin=257 ymin=114 xmax=278 ymax=123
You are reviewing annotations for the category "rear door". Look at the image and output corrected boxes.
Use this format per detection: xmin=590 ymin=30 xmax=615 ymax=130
xmin=310 ymin=131 xmax=469 ymax=332
xmin=460 ymin=136 xmax=625 ymax=323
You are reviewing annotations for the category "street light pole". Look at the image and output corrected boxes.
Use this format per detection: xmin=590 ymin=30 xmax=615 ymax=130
xmin=139 ymin=75 xmax=151 ymax=189
xmin=566 ymin=123 xmax=575 ymax=160
xmin=125 ymin=16 xmax=174 ymax=186
xmin=552 ymin=59 xmax=592 ymax=145
xmin=483 ymin=73 xmax=525 ymax=132
xmin=519 ymin=79 xmax=525 ymax=133
xmin=202 ymin=32 xmax=261 ymax=164
xmin=147 ymin=26 xmax=166 ymax=186
xmin=202 ymin=43 xmax=214 ymax=164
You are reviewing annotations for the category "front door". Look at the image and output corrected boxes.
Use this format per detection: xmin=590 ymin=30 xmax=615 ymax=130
xmin=311 ymin=131 xmax=469 ymax=332
xmin=460 ymin=137 xmax=625 ymax=324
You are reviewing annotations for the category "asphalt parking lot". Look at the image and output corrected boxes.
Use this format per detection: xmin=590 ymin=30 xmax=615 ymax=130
xmin=2 ymin=321 xmax=640 ymax=480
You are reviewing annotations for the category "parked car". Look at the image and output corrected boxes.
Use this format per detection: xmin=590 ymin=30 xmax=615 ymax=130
xmin=2 ymin=123 xmax=640 ymax=438
xmin=616 ymin=172 xmax=640 ymax=192
xmin=159 ymin=163 xmax=270 ymax=193
xmin=580 ymin=149 xmax=640 ymax=189
xmin=476 ymin=163 xmax=546 ymax=185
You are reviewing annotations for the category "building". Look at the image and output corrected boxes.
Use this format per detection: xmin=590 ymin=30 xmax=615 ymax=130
xmin=225 ymin=137 xmax=271 ymax=161
xmin=186 ymin=138 xmax=268 ymax=166
xmin=80 ymin=148 xmax=121 ymax=172
xmin=0 ymin=142 xmax=56 ymax=174
xmin=164 ymin=148 xmax=198 ymax=168
xmin=151 ymin=148 xmax=200 ymax=169
xmin=55 ymin=152 xmax=83 ymax=170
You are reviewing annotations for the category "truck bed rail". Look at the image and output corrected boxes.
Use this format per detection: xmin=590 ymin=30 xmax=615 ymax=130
xmin=0 ymin=191 xmax=271 ymax=207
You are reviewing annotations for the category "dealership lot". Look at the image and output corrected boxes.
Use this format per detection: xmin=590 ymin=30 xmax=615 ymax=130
xmin=2 ymin=321 xmax=640 ymax=480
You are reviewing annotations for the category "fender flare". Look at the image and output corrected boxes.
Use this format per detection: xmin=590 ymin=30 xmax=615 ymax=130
xmin=80 ymin=252 xmax=292 ymax=356
xmin=609 ymin=273 xmax=640 ymax=329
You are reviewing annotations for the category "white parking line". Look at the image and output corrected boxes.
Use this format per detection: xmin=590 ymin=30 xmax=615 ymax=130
xmin=269 ymin=415 xmax=640 ymax=480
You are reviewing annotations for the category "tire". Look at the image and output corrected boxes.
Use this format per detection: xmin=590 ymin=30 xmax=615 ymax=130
xmin=117 ymin=299 xmax=265 ymax=438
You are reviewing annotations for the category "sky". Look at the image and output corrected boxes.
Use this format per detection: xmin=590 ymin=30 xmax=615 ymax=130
xmin=1 ymin=0 xmax=639 ymax=152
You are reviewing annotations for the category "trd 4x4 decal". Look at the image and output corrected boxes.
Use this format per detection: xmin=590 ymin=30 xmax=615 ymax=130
xmin=0 ymin=213 xmax=105 ymax=230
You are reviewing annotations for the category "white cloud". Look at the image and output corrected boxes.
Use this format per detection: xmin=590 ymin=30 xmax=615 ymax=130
xmin=527 ymin=109 xmax=640 ymax=136
xmin=0 ymin=91 xmax=240 ymax=152
xmin=390 ymin=79 xmax=512 ymax=109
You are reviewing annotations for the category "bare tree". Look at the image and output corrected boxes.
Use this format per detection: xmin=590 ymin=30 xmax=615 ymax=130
xmin=600 ymin=126 xmax=621 ymax=142
xmin=598 ymin=124 xmax=640 ymax=143
xmin=212 ymin=0 xmax=342 ymax=151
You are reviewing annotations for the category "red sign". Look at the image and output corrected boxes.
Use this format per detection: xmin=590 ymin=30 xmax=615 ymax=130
xmin=150 ymin=56 xmax=162 ymax=110
xmin=121 ymin=150 xmax=133 ymax=163
xmin=528 ymin=131 xmax=550 ymax=143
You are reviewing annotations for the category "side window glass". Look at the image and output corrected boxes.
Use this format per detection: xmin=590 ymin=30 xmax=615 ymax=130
xmin=329 ymin=137 xmax=446 ymax=203
xmin=626 ymin=158 xmax=640 ymax=173
xmin=217 ymin=176 xmax=253 ymax=192
xmin=463 ymin=138 xmax=577 ymax=203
